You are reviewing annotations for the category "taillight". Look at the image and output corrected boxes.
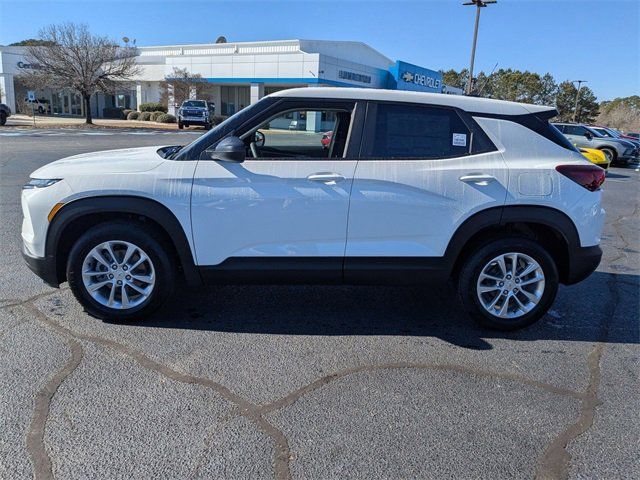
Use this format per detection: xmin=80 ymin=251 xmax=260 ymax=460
xmin=556 ymin=164 xmax=605 ymax=191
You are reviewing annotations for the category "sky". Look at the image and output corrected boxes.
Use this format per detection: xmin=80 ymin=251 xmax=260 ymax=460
xmin=0 ymin=0 xmax=638 ymax=101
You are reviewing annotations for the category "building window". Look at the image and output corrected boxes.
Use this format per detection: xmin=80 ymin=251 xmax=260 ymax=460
xmin=221 ymin=86 xmax=235 ymax=116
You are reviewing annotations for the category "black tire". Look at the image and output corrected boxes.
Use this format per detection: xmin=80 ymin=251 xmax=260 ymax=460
xmin=0 ymin=112 xmax=6 ymax=126
xmin=67 ymin=221 xmax=175 ymax=321
xmin=204 ymin=122 xmax=211 ymax=130
xmin=600 ymin=147 xmax=616 ymax=164
xmin=38 ymin=106 xmax=44 ymax=114
xmin=458 ymin=237 xmax=559 ymax=331
xmin=178 ymin=122 xmax=184 ymax=129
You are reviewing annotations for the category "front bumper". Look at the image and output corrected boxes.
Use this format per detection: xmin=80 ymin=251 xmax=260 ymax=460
xmin=179 ymin=116 xmax=208 ymax=124
xmin=564 ymin=245 xmax=602 ymax=285
xmin=22 ymin=244 xmax=59 ymax=287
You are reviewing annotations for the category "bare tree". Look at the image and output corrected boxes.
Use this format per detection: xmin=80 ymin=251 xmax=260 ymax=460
xmin=158 ymin=67 xmax=204 ymax=108
xmin=20 ymin=23 xmax=141 ymax=124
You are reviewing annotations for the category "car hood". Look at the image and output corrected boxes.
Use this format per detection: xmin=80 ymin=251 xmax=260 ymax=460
xmin=605 ymin=137 xmax=636 ymax=148
xmin=31 ymin=146 xmax=167 ymax=178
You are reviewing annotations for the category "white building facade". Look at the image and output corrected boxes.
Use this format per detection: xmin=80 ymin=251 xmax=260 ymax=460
xmin=0 ymin=39 xmax=458 ymax=118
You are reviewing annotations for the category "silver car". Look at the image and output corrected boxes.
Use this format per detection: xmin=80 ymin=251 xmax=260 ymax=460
xmin=553 ymin=123 xmax=639 ymax=165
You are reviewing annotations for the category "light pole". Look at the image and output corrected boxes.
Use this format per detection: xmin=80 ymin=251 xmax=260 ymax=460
xmin=462 ymin=0 xmax=497 ymax=95
xmin=463 ymin=0 xmax=496 ymax=95
xmin=572 ymin=80 xmax=587 ymax=122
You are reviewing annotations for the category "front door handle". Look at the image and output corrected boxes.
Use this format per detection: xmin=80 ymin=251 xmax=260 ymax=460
xmin=459 ymin=174 xmax=496 ymax=186
xmin=307 ymin=172 xmax=346 ymax=185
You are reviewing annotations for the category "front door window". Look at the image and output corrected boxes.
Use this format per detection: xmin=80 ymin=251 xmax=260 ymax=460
xmin=243 ymin=109 xmax=352 ymax=159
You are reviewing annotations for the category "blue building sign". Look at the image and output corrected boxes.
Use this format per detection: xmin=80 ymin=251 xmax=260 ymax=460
xmin=389 ymin=60 xmax=443 ymax=93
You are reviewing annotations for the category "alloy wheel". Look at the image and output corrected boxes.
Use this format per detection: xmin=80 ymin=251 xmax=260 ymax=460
xmin=476 ymin=252 xmax=545 ymax=319
xmin=81 ymin=240 xmax=155 ymax=310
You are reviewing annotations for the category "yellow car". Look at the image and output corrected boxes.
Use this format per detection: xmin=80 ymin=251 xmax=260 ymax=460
xmin=578 ymin=147 xmax=610 ymax=170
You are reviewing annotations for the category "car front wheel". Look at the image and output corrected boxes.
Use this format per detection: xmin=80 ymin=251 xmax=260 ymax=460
xmin=0 ymin=112 xmax=6 ymax=126
xmin=458 ymin=237 xmax=559 ymax=330
xmin=67 ymin=222 xmax=175 ymax=321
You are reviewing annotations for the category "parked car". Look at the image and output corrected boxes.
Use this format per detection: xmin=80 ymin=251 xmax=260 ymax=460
xmin=553 ymin=123 xmax=639 ymax=165
xmin=0 ymin=103 xmax=11 ymax=125
xmin=22 ymin=88 xmax=605 ymax=330
xmin=588 ymin=125 xmax=640 ymax=149
xmin=25 ymin=98 xmax=51 ymax=114
xmin=177 ymin=100 xmax=211 ymax=130
xmin=321 ymin=131 xmax=333 ymax=149
xmin=578 ymin=147 xmax=610 ymax=169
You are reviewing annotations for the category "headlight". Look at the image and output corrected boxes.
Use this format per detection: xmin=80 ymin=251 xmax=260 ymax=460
xmin=23 ymin=178 xmax=62 ymax=189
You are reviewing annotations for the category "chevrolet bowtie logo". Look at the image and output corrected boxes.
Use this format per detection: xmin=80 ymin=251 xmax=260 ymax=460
xmin=401 ymin=71 xmax=414 ymax=82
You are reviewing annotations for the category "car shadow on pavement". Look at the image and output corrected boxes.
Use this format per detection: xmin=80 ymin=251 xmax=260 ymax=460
xmin=114 ymin=271 xmax=639 ymax=350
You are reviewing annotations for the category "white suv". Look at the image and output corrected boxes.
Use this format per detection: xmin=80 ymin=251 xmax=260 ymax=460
xmin=21 ymin=88 xmax=605 ymax=330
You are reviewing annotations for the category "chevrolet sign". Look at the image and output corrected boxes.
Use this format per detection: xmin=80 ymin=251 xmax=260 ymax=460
xmin=390 ymin=61 xmax=443 ymax=93
xmin=402 ymin=70 xmax=441 ymax=90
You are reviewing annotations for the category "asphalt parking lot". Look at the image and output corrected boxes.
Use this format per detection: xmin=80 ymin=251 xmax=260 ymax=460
xmin=1 ymin=128 xmax=638 ymax=479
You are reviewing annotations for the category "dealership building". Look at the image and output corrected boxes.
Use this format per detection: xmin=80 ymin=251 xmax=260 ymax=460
xmin=0 ymin=39 xmax=461 ymax=118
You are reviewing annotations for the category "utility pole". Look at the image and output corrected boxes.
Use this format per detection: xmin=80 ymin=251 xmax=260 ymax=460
xmin=572 ymin=80 xmax=587 ymax=122
xmin=463 ymin=0 xmax=496 ymax=95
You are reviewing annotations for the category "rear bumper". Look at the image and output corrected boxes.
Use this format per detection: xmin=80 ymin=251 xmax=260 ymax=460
xmin=564 ymin=245 xmax=602 ymax=285
xmin=22 ymin=244 xmax=59 ymax=287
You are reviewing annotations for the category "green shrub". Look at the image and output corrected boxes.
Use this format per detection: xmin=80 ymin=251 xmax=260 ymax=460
xmin=102 ymin=107 xmax=125 ymax=119
xmin=122 ymin=109 xmax=133 ymax=118
xmin=150 ymin=111 xmax=165 ymax=121
xmin=157 ymin=113 xmax=176 ymax=124
xmin=139 ymin=112 xmax=152 ymax=121
xmin=139 ymin=102 xmax=167 ymax=113
xmin=126 ymin=111 xmax=140 ymax=120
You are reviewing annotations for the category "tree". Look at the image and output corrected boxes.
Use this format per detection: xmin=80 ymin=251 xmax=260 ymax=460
xmin=158 ymin=67 xmax=204 ymax=108
xmin=597 ymin=96 xmax=640 ymax=131
xmin=8 ymin=39 xmax=55 ymax=46
xmin=535 ymin=73 xmax=558 ymax=106
xmin=441 ymin=68 xmax=469 ymax=92
xmin=19 ymin=23 xmax=140 ymax=124
xmin=555 ymin=81 xmax=599 ymax=123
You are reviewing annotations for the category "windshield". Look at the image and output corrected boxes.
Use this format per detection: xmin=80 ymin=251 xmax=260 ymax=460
xmin=182 ymin=101 xmax=207 ymax=108
xmin=592 ymin=128 xmax=612 ymax=137
xmin=585 ymin=126 xmax=604 ymax=138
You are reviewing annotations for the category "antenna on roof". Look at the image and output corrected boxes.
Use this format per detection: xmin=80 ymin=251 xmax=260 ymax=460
xmin=475 ymin=61 xmax=498 ymax=97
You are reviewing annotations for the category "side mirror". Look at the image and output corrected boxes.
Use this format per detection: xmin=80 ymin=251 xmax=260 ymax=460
xmin=584 ymin=132 xmax=593 ymax=140
xmin=204 ymin=136 xmax=245 ymax=162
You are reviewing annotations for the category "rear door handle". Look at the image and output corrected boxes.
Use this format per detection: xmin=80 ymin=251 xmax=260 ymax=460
xmin=459 ymin=174 xmax=496 ymax=185
xmin=307 ymin=172 xmax=345 ymax=185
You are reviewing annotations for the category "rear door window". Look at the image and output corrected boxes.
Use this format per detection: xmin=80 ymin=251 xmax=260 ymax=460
xmin=361 ymin=102 xmax=494 ymax=159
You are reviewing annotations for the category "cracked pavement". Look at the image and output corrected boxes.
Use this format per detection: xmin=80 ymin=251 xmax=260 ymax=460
xmin=1 ymin=131 xmax=638 ymax=479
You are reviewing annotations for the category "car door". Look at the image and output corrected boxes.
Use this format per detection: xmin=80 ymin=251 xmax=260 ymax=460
xmin=190 ymin=99 xmax=363 ymax=282
xmin=344 ymin=101 xmax=509 ymax=282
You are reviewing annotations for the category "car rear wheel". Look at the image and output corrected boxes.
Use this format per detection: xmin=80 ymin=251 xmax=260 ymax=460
xmin=458 ymin=237 xmax=558 ymax=330
xmin=67 ymin=222 xmax=175 ymax=321
xmin=178 ymin=122 xmax=184 ymax=129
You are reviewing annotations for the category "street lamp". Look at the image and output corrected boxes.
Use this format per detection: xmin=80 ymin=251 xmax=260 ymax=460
xmin=572 ymin=80 xmax=587 ymax=122
xmin=463 ymin=0 xmax=497 ymax=95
